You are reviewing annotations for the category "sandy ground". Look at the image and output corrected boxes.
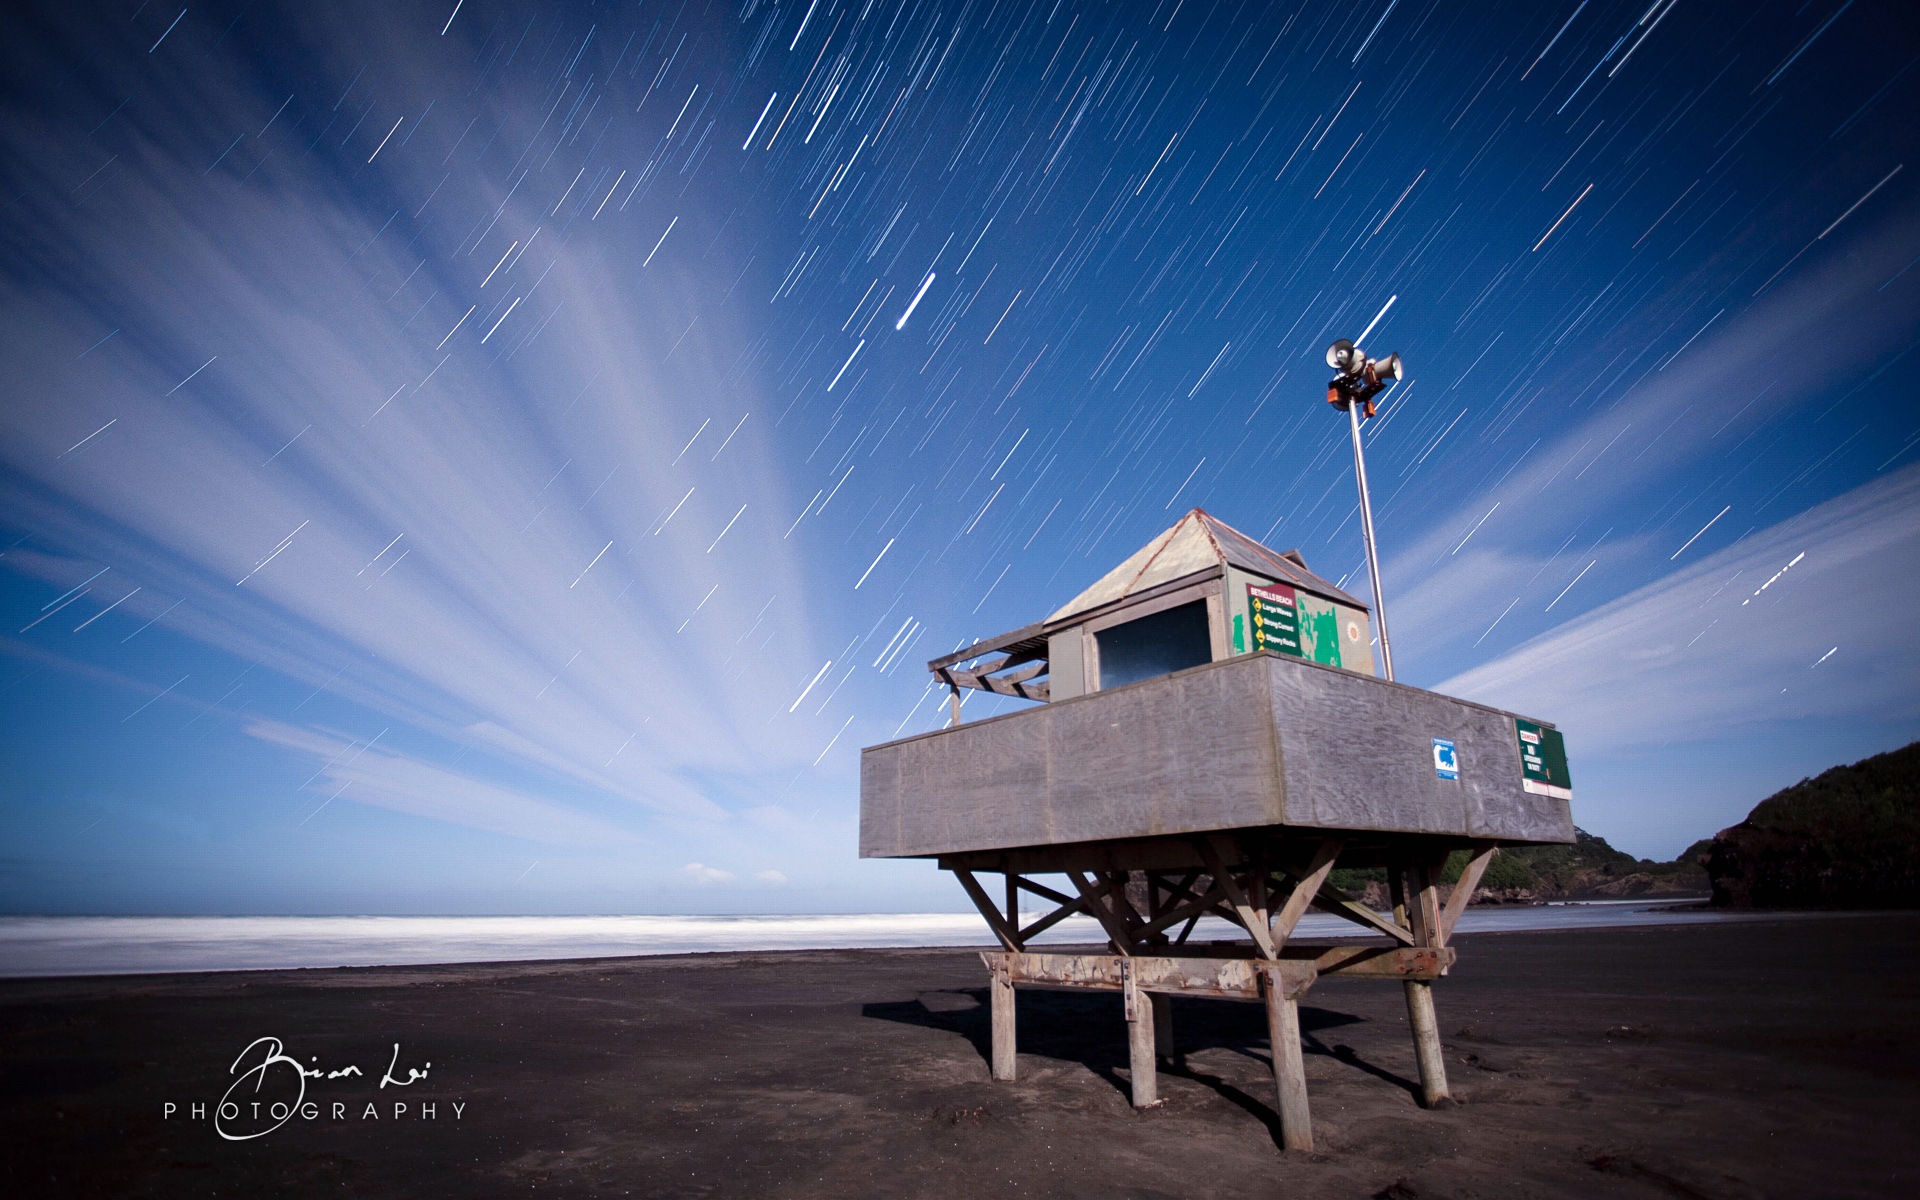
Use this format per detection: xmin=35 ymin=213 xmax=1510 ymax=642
xmin=1 ymin=913 xmax=1915 ymax=1198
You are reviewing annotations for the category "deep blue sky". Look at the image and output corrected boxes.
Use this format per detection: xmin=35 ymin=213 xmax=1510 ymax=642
xmin=2 ymin=0 xmax=1916 ymax=914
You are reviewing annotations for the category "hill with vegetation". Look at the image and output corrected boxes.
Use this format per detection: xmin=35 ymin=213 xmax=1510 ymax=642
xmin=1704 ymin=741 xmax=1920 ymax=909
xmin=1328 ymin=828 xmax=1709 ymax=906
xmin=1307 ymin=743 xmax=1920 ymax=911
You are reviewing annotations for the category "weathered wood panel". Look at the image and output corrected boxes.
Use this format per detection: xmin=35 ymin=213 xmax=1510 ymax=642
xmin=860 ymin=651 xmax=1573 ymax=858
xmin=1264 ymin=660 xmax=1563 ymax=839
xmin=984 ymin=950 xmax=1318 ymax=1000
xmin=1085 ymin=942 xmax=1453 ymax=979
xmin=1047 ymin=629 xmax=1085 ymax=700
xmin=864 ymin=700 xmax=1050 ymax=857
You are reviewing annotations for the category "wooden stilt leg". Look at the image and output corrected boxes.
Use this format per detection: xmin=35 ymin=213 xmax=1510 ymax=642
xmin=990 ymin=963 xmax=1016 ymax=1081
xmin=1401 ymin=861 xmax=1452 ymax=1107
xmin=1153 ymin=992 xmax=1174 ymax=1064
xmin=1262 ymin=970 xmax=1313 ymax=1152
xmin=1404 ymin=979 xmax=1450 ymax=1107
xmin=1123 ymin=965 xmax=1158 ymax=1107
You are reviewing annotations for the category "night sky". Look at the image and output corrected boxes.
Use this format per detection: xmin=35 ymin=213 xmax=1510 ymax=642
xmin=2 ymin=0 xmax=1916 ymax=914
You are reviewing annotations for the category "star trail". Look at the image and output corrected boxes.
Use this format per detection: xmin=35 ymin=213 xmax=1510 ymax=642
xmin=1 ymin=0 xmax=1916 ymax=913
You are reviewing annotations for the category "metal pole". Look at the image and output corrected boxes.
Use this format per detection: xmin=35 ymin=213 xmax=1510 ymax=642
xmin=1347 ymin=399 xmax=1395 ymax=682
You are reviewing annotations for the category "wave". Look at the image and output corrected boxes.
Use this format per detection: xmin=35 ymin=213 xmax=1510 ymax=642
xmin=0 ymin=903 xmax=1803 ymax=978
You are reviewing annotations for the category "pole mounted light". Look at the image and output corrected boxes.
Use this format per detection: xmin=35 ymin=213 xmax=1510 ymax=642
xmin=1324 ymin=336 xmax=1405 ymax=682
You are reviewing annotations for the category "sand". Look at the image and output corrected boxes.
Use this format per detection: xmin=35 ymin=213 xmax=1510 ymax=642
xmin=2 ymin=913 xmax=1915 ymax=1198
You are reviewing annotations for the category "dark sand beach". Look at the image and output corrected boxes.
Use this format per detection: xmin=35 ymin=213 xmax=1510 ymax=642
xmin=3 ymin=913 xmax=1915 ymax=1198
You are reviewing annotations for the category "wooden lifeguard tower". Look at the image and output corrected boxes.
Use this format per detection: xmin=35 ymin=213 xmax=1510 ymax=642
xmin=860 ymin=509 xmax=1574 ymax=1150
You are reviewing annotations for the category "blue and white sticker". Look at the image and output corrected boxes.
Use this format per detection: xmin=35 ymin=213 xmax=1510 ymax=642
xmin=1431 ymin=737 xmax=1459 ymax=781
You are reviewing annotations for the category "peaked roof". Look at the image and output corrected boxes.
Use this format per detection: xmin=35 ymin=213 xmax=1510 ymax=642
xmin=1046 ymin=508 xmax=1367 ymax=623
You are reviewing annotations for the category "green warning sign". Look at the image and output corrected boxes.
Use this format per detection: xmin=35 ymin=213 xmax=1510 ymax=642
xmin=1247 ymin=583 xmax=1303 ymax=658
xmin=1515 ymin=719 xmax=1572 ymax=799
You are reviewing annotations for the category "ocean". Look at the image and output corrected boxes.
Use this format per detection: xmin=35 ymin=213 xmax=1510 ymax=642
xmin=0 ymin=901 xmax=1823 ymax=979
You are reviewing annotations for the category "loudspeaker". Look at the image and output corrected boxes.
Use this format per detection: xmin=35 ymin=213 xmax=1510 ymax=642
xmin=1367 ymin=352 xmax=1403 ymax=382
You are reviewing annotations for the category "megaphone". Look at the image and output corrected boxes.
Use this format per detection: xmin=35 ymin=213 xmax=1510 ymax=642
xmin=1325 ymin=339 xmax=1357 ymax=372
xmin=1367 ymin=352 xmax=1403 ymax=382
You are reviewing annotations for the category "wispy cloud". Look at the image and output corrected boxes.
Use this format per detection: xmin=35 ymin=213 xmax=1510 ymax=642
xmin=1379 ymin=204 xmax=1920 ymax=678
xmin=247 ymin=720 xmax=640 ymax=847
xmin=1437 ymin=463 xmax=1920 ymax=750
xmin=0 ymin=11 xmax=841 ymax=830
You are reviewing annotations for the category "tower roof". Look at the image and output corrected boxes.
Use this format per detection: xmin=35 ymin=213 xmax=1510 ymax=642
xmin=1047 ymin=508 xmax=1366 ymax=624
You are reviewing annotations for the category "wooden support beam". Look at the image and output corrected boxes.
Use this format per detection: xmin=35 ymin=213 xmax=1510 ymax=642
xmin=1153 ymin=867 xmax=1218 ymax=946
xmin=1407 ymin=862 xmax=1442 ymax=949
xmin=949 ymin=663 xmax=1050 ymax=702
xmin=989 ymin=960 xmax=1016 ymax=1081
xmin=1437 ymin=842 xmax=1497 ymax=945
xmin=1122 ymin=959 xmax=1158 ymax=1107
xmin=926 ymin=621 xmax=1048 ymax=671
xmin=1249 ymin=857 xmax=1269 ymax=931
xmin=1406 ymin=979 xmax=1450 ymax=1108
xmin=947 ymin=683 xmax=962 ymax=727
xmin=985 ymin=950 xmax=1317 ymax=1001
xmin=953 ymin=867 xmax=1023 ymax=951
xmin=938 ymin=646 xmax=1051 ymax=702
xmin=1106 ymin=871 xmax=1142 ymax=940
xmin=1098 ymin=942 xmax=1450 ymax=978
xmin=1270 ymin=840 xmax=1344 ymax=948
xmin=945 ymin=651 xmax=1043 ymax=682
xmin=995 ymin=659 xmax=1049 ymax=685
xmin=1196 ymin=837 xmax=1278 ymax=959
xmin=1069 ymin=870 xmax=1136 ymax=955
xmin=1306 ymin=882 xmax=1416 ymax=945
xmin=1136 ymin=879 xmax=1228 ymax=939
xmin=1311 ymin=944 xmax=1452 ymax=979
xmin=1399 ymin=860 xmax=1452 ymax=1108
xmin=1149 ymin=869 xmax=1206 ymax=916
xmin=1017 ymin=894 xmax=1088 ymax=942
xmin=940 ymin=835 xmax=1222 ymax=878
xmin=1005 ymin=873 xmax=1019 ymax=933
xmin=1262 ymin=967 xmax=1314 ymax=1153
xmin=1153 ymin=993 xmax=1175 ymax=1064
xmin=1088 ymin=871 xmax=1147 ymax=949
xmin=1013 ymin=876 xmax=1077 ymax=907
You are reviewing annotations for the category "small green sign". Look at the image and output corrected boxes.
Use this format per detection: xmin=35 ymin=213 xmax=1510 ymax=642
xmin=1515 ymin=719 xmax=1572 ymax=799
xmin=1247 ymin=583 xmax=1303 ymax=658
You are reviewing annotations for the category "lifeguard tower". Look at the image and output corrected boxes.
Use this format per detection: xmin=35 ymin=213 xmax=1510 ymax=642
xmin=859 ymin=509 xmax=1573 ymax=1150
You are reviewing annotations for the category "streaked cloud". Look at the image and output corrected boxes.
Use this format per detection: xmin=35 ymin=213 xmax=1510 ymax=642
xmin=246 ymin=719 xmax=639 ymax=847
xmin=0 ymin=9 xmax=841 ymax=833
xmin=1380 ymin=204 xmax=1920 ymax=680
xmin=1437 ymin=463 xmax=1920 ymax=749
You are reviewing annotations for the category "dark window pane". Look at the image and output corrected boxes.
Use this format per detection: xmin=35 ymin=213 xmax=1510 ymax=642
xmin=1096 ymin=600 xmax=1211 ymax=689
